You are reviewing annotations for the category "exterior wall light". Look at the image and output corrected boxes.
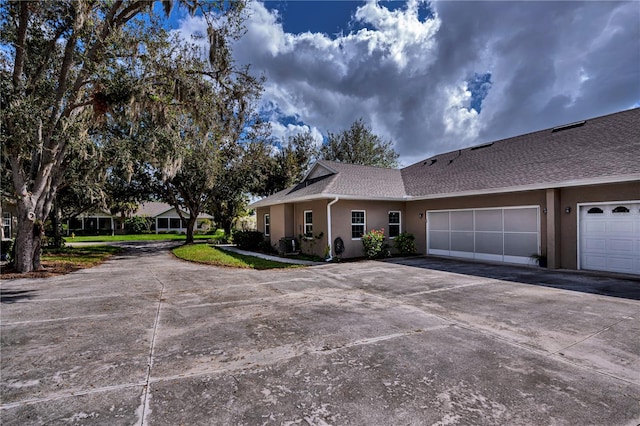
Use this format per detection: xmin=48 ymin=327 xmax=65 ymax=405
xmin=565 ymin=207 xmax=571 ymax=214
xmin=418 ymin=212 xmax=424 ymax=219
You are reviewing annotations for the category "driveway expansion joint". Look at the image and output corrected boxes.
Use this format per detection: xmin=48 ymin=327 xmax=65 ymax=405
xmin=136 ymin=268 xmax=166 ymax=426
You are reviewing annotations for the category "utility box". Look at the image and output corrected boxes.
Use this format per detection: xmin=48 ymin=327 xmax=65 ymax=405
xmin=278 ymin=237 xmax=298 ymax=255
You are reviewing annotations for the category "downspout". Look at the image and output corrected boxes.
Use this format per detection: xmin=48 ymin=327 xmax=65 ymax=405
xmin=326 ymin=197 xmax=340 ymax=261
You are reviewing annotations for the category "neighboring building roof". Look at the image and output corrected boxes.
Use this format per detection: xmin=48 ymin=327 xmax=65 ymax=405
xmin=134 ymin=202 xmax=214 ymax=219
xmin=251 ymin=108 xmax=640 ymax=208
xmin=251 ymin=160 xmax=406 ymax=208
xmin=135 ymin=202 xmax=173 ymax=217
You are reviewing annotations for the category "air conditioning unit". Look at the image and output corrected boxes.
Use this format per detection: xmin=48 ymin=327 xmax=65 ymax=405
xmin=278 ymin=237 xmax=298 ymax=255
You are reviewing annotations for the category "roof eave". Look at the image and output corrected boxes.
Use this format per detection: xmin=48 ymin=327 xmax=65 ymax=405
xmin=407 ymin=174 xmax=640 ymax=201
xmin=250 ymin=193 xmax=409 ymax=208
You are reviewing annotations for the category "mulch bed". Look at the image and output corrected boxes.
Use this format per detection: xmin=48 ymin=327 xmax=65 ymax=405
xmin=1 ymin=261 xmax=82 ymax=279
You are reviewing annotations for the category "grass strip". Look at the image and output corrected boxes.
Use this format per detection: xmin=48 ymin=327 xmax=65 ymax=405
xmin=172 ymin=244 xmax=302 ymax=270
xmin=42 ymin=245 xmax=122 ymax=267
xmin=1 ymin=245 xmax=122 ymax=279
xmin=68 ymin=233 xmax=217 ymax=243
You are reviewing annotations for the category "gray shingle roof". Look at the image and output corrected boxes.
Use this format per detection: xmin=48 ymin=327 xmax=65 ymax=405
xmin=251 ymin=160 xmax=406 ymax=208
xmin=251 ymin=108 xmax=640 ymax=207
xmin=135 ymin=202 xmax=213 ymax=219
xmin=402 ymin=108 xmax=640 ymax=197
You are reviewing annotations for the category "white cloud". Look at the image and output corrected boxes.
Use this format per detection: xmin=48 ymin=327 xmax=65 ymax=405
xmin=442 ymin=83 xmax=480 ymax=142
xmin=176 ymin=0 xmax=640 ymax=166
xmin=269 ymin=122 xmax=324 ymax=147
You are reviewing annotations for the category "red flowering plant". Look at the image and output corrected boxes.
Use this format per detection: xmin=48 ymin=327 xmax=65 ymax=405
xmin=361 ymin=228 xmax=389 ymax=259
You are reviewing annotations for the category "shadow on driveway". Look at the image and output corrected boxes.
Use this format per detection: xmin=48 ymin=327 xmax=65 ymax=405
xmin=0 ymin=289 xmax=38 ymax=304
xmin=385 ymin=256 xmax=640 ymax=301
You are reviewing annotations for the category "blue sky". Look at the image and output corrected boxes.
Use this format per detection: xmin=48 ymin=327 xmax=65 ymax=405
xmin=174 ymin=1 xmax=640 ymax=166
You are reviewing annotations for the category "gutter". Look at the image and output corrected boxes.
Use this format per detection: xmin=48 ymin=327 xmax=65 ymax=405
xmin=325 ymin=197 xmax=340 ymax=262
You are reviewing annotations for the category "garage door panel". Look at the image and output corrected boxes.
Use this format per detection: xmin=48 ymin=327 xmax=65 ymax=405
xmin=475 ymin=232 xmax=503 ymax=255
xmin=451 ymin=232 xmax=474 ymax=252
xmin=430 ymin=212 xmax=449 ymax=230
xmin=607 ymin=220 xmax=634 ymax=233
xmin=583 ymin=255 xmax=607 ymax=269
xmin=475 ymin=210 xmax=502 ymax=231
xmin=584 ymin=238 xmax=607 ymax=251
xmin=608 ymin=257 xmax=635 ymax=272
xmin=584 ymin=222 xmax=607 ymax=233
xmin=608 ymin=238 xmax=634 ymax=253
xmin=429 ymin=230 xmax=450 ymax=250
xmin=504 ymin=208 xmax=538 ymax=232
xmin=504 ymin=233 xmax=538 ymax=257
xmin=451 ymin=211 xmax=473 ymax=230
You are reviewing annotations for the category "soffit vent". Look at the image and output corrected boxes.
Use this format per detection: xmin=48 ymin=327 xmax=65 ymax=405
xmin=552 ymin=120 xmax=586 ymax=133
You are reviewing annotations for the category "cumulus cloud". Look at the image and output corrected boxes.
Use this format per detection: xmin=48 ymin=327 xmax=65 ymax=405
xmin=269 ymin=122 xmax=324 ymax=147
xmin=177 ymin=0 xmax=640 ymax=167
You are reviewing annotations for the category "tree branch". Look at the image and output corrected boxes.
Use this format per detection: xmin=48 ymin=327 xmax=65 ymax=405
xmin=12 ymin=1 xmax=29 ymax=89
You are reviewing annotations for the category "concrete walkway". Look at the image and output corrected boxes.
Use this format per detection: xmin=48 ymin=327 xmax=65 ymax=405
xmin=1 ymin=240 xmax=639 ymax=425
xmin=218 ymin=245 xmax=324 ymax=266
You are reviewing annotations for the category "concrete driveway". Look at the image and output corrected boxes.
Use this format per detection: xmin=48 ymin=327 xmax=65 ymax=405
xmin=1 ymin=241 xmax=639 ymax=425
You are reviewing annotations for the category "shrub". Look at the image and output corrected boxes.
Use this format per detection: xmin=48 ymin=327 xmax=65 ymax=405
xmin=393 ymin=232 xmax=416 ymax=255
xmin=232 ymin=230 xmax=265 ymax=250
xmin=361 ymin=228 xmax=389 ymax=259
xmin=1 ymin=239 xmax=14 ymax=262
xmin=124 ymin=216 xmax=152 ymax=234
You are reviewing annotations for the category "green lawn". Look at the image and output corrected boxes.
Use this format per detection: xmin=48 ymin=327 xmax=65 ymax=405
xmin=68 ymin=230 xmax=224 ymax=243
xmin=43 ymin=245 xmax=122 ymax=265
xmin=172 ymin=244 xmax=302 ymax=270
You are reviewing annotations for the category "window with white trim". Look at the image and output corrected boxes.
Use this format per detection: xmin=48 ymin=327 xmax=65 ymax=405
xmin=3 ymin=212 xmax=11 ymax=237
xmin=304 ymin=211 xmax=313 ymax=238
xmin=264 ymin=214 xmax=270 ymax=236
xmin=388 ymin=211 xmax=401 ymax=238
xmin=351 ymin=210 xmax=365 ymax=239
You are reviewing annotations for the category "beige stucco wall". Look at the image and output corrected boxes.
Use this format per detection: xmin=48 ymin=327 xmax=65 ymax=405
xmin=329 ymin=200 xmax=406 ymax=259
xmin=257 ymin=180 xmax=639 ymax=269
xmin=256 ymin=206 xmax=270 ymax=240
xmin=293 ymin=200 xmax=329 ymax=257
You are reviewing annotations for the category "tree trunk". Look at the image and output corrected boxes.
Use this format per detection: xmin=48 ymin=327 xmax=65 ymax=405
xmin=185 ymin=215 xmax=197 ymax=244
xmin=222 ymin=219 xmax=233 ymax=237
xmin=0 ymin=203 xmax=4 ymax=241
xmin=51 ymin=203 xmax=63 ymax=249
xmin=14 ymin=200 xmax=44 ymax=272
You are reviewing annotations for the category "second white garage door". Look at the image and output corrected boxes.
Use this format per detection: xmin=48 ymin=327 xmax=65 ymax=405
xmin=579 ymin=202 xmax=640 ymax=275
xmin=427 ymin=206 xmax=540 ymax=265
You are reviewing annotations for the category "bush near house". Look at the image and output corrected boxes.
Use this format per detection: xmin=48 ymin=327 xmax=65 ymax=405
xmin=124 ymin=216 xmax=152 ymax=234
xmin=393 ymin=232 xmax=417 ymax=255
xmin=1 ymin=239 xmax=14 ymax=262
xmin=361 ymin=228 xmax=389 ymax=259
xmin=232 ymin=230 xmax=265 ymax=250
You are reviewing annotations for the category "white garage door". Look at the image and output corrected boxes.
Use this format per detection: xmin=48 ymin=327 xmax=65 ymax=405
xmin=579 ymin=202 xmax=640 ymax=275
xmin=427 ymin=206 xmax=540 ymax=265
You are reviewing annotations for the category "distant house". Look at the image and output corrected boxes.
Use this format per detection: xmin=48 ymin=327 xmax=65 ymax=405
xmin=68 ymin=210 xmax=116 ymax=235
xmin=134 ymin=202 xmax=213 ymax=234
xmin=68 ymin=202 xmax=213 ymax=235
xmin=251 ymin=108 xmax=640 ymax=276
xmin=1 ymin=200 xmax=18 ymax=240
